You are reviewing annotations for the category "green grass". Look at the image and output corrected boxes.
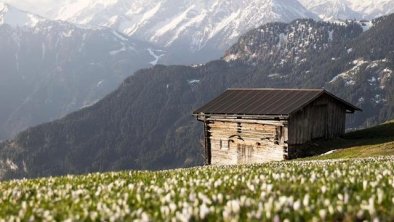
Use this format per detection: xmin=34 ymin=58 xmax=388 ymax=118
xmin=1 ymin=158 xmax=394 ymax=221
xmin=300 ymin=120 xmax=394 ymax=160
xmin=0 ymin=122 xmax=393 ymax=221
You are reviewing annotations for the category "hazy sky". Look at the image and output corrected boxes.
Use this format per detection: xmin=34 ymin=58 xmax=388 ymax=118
xmin=2 ymin=0 xmax=65 ymax=15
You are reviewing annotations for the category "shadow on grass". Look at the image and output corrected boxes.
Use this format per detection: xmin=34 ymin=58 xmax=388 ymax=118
xmin=297 ymin=121 xmax=394 ymax=158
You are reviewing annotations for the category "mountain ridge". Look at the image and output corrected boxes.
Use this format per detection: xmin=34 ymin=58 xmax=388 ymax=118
xmin=299 ymin=0 xmax=394 ymax=20
xmin=44 ymin=0 xmax=318 ymax=64
xmin=4 ymin=0 xmax=394 ymax=64
xmin=0 ymin=2 xmax=45 ymax=28
xmin=0 ymin=5 xmax=161 ymax=140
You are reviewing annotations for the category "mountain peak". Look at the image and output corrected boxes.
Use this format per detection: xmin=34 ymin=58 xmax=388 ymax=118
xmin=299 ymin=0 xmax=394 ymax=20
xmin=46 ymin=0 xmax=317 ymax=64
xmin=0 ymin=2 xmax=45 ymax=28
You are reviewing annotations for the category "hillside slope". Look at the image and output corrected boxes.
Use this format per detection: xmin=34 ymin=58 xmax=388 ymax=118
xmin=302 ymin=120 xmax=394 ymax=160
xmin=224 ymin=15 xmax=394 ymax=127
xmin=0 ymin=15 xmax=394 ymax=180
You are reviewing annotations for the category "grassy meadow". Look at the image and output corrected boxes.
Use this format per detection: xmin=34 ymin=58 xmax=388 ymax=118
xmin=0 ymin=121 xmax=393 ymax=221
xmin=1 ymin=157 xmax=394 ymax=221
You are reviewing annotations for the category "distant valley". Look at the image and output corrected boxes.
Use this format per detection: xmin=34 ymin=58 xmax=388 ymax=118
xmin=0 ymin=3 xmax=161 ymax=140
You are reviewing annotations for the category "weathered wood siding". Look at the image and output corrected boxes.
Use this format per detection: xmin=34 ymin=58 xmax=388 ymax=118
xmin=207 ymin=119 xmax=288 ymax=165
xmin=288 ymin=95 xmax=347 ymax=145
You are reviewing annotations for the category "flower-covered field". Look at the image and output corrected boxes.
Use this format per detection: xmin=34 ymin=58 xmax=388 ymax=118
xmin=1 ymin=157 xmax=394 ymax=222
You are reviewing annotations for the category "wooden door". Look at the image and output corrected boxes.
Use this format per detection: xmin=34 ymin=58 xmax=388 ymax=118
xmin=237 ymin=144 xmax=254 ymax=164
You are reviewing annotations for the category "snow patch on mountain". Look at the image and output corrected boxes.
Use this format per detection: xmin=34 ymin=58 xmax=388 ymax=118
xmin=0 ymin=158 xmax=18 ymax=178
xmin=62 ymin=29 xmax=74 ymax=38
xmin=187 ymin=79 xmax=201 ymax=85
xmin=357 ymin=20 xmax=373 ymax=32
xmin=224 ymin=54 xmax=240 ymax=62
xmin=147 ymin=48 xmax=165 ymax=65
xmin=109 ymin=44 xmax=127 ymax=56
xmin=112 ymin=30 xmax=128 ymax=41
xmin=328 ymin=30 xmax=334 ymax=41
xmin=329 ymin=58 xmax=392 ymax=91
xmin=379 ymin=68 xmax=393 ymax=89
xmin=329 ymin=59 xmax=368 ymax=86
xmin=97 ymin=80 xmax=104 ymax=87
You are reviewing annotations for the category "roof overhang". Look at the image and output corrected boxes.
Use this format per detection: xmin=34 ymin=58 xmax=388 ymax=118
xmin=194 ymin=113 xmax=290 ymax=121
xmin=193 ymin=88 xmax=362 ymax=117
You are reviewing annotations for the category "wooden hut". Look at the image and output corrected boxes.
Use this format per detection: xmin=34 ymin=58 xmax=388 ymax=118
xmin=193 ymin=88 xmax=361 ymax=165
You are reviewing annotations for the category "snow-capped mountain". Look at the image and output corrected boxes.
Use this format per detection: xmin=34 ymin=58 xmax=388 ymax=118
xmin=299 ymin=0 xmax=394 ymax=20
xmin=0 ymin=4 xmax=161 ymax=140
xmin=298 ymin=0 xmax=361 ymax=21
xmin=348 ymin=0 xmax=394 ymax=19
xmin=0 ymin=2 xmax=45 ymax=27
xmin=4 ymin=0 xmax=394 ymax=63
xmin=46 ymin=0 xmax=317 ymax=64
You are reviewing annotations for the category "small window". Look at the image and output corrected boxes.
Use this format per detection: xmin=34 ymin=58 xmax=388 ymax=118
xmin=220 ymin=139 xmax=229 ymax=150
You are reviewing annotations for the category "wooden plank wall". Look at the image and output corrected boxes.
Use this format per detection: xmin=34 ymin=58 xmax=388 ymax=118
xmin=207 ymin=119 xmax=288 ymax=165
xmin=288 ymin=95 xmax=347 ymax=145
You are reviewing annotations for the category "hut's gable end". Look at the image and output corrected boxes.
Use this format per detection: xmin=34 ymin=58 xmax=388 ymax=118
xmin=288 ymin=94 xmax=347 ymax=146
xmin=207 ymin=119 xmax=288 ymax=165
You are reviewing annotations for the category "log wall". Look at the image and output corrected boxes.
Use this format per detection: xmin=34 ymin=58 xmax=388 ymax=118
xmin=288 ymin=95 xmax=347 ymax=145
xmin=206 ymin=119 xmax=288 ymax=165
xmin=197 ymin=94 xmax=349 ymax=163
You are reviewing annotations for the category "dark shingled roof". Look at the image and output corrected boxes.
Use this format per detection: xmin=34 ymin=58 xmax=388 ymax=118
xmin=193 ymin=88 xmax=361 ymax=116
